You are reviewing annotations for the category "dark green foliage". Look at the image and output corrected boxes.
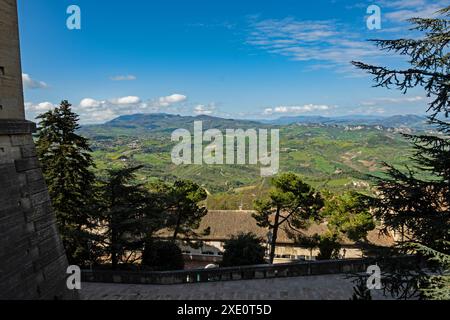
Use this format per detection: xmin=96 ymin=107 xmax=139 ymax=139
xmin=352 ymin=7 xmax=450 ymax=120
xmin=142 ymin=240 xmax=184 ymax=271
xmin=154 ymin=180 xmax=210 ymax=241
xmin=351 ymin=278 xmax=372 ymax=300
xmin=253 ymin=173 xmax=323 ymax=263
xmin=353 ymin=5 xmax=450 ymax=299
xmin=409 ymin=242 xmax=450 ymax=299
xmin=294 ymin=234 xmax=320 ymax=259
xmin=293 ymin=232 xmax=342 ymax=260
xmin=323 ymin=192 xmax=376 ymax=243
xmin=354 ymin=5 xmax=450 ymax=253
xmin=221 ymin=233 xmax=266 ymax=267
xmin=96 ymin=166 xmax=154 ymax=269
xmin=316 ymin=233 xmax=341 ymax=260
xmin=36 ymin=100 xmax=96 ymax=266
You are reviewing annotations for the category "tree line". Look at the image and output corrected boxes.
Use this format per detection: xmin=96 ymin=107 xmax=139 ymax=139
xmin=36 ymin=107 xmax=209 ymax=270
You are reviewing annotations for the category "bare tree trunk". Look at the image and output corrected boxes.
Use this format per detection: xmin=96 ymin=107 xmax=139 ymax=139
xmin=111 ymin=226 xmax=118 ymax=270
xmin=173 ymin=213 xmax=182 ymax=241
xmin=269 ymin=208 xmax=281 ymax=264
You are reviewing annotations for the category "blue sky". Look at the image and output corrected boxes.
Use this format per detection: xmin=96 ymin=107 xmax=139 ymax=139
xmin=18 ymin=0 xmax=447 ymax=124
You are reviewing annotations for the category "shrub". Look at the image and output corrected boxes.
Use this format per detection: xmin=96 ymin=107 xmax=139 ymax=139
xmin=317 ymin=233 xmax=341 ymax=260
xmin=142 ymin=240 xmax=184 ymax=271
xmin=221 ymin=233 xmax=266 ymax=267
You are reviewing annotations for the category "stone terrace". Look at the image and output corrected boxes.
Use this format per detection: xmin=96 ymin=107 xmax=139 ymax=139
xmin=80 ymin=274 xmax=390 ymax=300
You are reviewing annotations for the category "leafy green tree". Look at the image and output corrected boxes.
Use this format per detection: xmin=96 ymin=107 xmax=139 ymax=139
xmin=142 ymin=240 xmax=185 ymax=271
xmin=36 ymin=100 xmax=96 ymax=266
xmin=253 ymin=173 xmax=323 ymax=264
xmin=96 ymin=166 xmax=152 ymax=269
xmin=289 ymin=192 xmax=374 ymax=260
xmin=156 ymin=180 xmax=210 ymax=241
xmin=323 ymin=192 xmax=376 ymax=243
xmin=221 ymin=233 xmax=266 ymax=267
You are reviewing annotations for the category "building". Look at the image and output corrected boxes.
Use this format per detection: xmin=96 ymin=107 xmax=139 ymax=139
xmin=158 ymin=210 xmax=395 ymax=268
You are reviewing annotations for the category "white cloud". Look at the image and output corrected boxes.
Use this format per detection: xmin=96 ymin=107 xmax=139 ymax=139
xmin=194 ymin=103 xmax=216 ymax=115
xmin=80 ymin=98 xmax=103 ymax=108
xmin=380 ymin=0 xmax=447 ymax=22
xmin=22 ymin=73 xmax=48 ymax=89
xmin=246 ymin=1 xmax=446 ymax=73
xmin=25 ymin=101 xmax=56 ymax=112
xmin=247 ymin=18 xmax=379 ymax=69
xmin=110 ymin=96 xmax=141 ymax=105
xmin=378 ymin=96 xmax=424 ymax=103
xmin=362 ymin=96 xmax=425 ymax=106
xmin=25 ymin=92 xmax=192 ymax=124
xmin=264 ymin=104 xmax=331 ymax=115
xmin=157 ymin=94 xmax=187 ymax=107
xmin=110 ymin=75 xmax=137 ymax=81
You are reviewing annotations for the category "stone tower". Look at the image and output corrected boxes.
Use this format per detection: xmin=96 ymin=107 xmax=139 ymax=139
xmin=0 ymin=0 xmax=71 ymax=299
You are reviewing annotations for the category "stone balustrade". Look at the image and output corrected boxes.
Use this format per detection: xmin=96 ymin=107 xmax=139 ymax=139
xmin=82 ymin=257 xmax=410 ymax=285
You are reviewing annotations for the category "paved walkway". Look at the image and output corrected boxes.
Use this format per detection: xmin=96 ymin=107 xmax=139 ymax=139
xmin=80 ymin=274 xmax=390 ymax=300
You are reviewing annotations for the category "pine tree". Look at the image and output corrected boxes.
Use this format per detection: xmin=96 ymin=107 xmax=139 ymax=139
xmin=353 ymin=6 xmax=450 ymax=254
xmin=323 ymin=191 xmax=376 ymax=243
xmin=36 ymin=100 xmax=96 ymax=266
xmin=253 ymin=173 xmax=323 ymax=264
xmin=156 ymin=180 xmax=210 ymax=241
xmin=352 ymin=6 xmax=450 ymax=299
xmin=221 ymin=233 xmax=266 ymax=267
xmin=410 ymin=241 xmax=450 ymax=300
xmin=290 ymin=192 xmax=375 ymax=260
xmin=96 ymin=166 xmax=153 ymax=269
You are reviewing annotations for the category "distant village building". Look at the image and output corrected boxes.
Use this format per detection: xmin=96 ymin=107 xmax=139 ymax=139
xmin=157 ymin=210 xmax=394 ymax=269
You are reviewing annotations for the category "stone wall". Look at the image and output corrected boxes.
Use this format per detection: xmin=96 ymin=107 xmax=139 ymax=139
xmin=0 ymin=122 xmax=71 ymax=299
xmin=0 ymin=0 xmax=71 ymax=300
xmin=0 ymin=0 xmax=25 ymax=120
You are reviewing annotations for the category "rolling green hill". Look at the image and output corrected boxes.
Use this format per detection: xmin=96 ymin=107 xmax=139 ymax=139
xmin=80 ymin=113 xmax=419 ymax=210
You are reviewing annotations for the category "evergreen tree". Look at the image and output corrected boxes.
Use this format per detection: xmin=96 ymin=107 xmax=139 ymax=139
xmin=323 ymin=191 xmax=376 ymax=243
xmin=36 ymin=100 xmax=96 ymax=266
xmin=291 ymin=192 xmax=374 ymax=260
xmin=221 ymin=233 xmax=266 ymax=267
xmin=156 ymin=180 xmax=210 ymax=241
xmin=353 ymin=6 xmax=450 ymax=254
xmin=253 ymin=173 xmax=323 ymax=264
xmin=96 ymin=166 xmax=152 ymax=269
xmin=142 ymin=240 xmax=185 ymax=271
xmin=411 ymin=241 xmax=450 ymax=299
xmin=353 ymin=6 xmax=450 ymax=298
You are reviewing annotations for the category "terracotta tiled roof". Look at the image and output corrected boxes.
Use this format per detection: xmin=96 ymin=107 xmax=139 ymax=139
xmin=157 ymin=210 xmax=395 ymax=247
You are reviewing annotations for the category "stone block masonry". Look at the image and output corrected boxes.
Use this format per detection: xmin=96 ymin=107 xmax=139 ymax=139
xmin=0 ymin=122 xmax=72 ymax=299
xmin=0 ymin=0 xmax=73 ymax=299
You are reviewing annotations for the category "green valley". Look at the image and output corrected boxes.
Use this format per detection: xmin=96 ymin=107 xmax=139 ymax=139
xmin=80 ymin=113 xmax=421 ymax=210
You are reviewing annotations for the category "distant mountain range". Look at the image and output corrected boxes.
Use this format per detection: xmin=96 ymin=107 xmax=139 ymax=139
xmin=82 ymin=113 xmax=430 ymax=133
xmin=103 ymin=113 xmax=263 ymax=131
xmin=261 ymin=114 xmax=429 ymax=129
